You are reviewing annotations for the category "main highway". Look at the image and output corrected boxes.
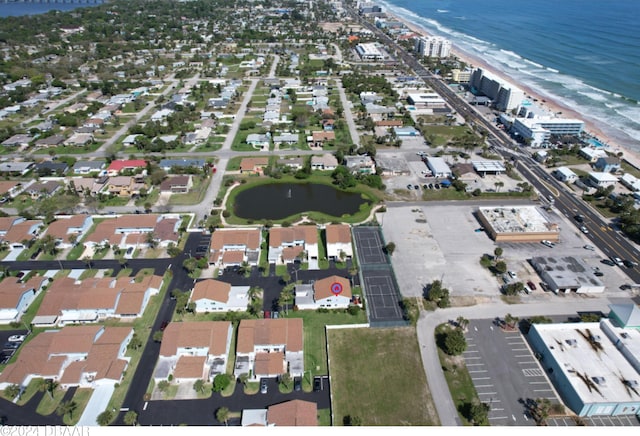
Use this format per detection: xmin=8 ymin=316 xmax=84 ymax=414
xmin=348 ymin=7 xmax=640 ymax=284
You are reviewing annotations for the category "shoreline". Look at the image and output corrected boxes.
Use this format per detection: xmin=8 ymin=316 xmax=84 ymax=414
xmin=385 ymin=10 xmax=640 ymax=166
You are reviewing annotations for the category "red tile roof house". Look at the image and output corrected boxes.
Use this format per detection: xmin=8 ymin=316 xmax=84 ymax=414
xmin=105 ymin=159 xmax=147 ymax=176
xmin=0 ymin=325 xmax=133 ymax=390
xmin=234 ymin=318 xmax=303 ymax=380
xmin=153 ymin=321 xmax=232 ymax=383
xmin=0 ymin=276 xmax=49 ymax=324
xmin=209 ymin=228 xmax=262 ymax=268
xmin=31 ymin=274 xmax=163 ymax=327
xmin=325 ymin=223 xmax=353 ymax=260
xmin=242 ymin=400 xmax=318 ymax=427
xmin=1 ymin=219 xmax=43 ymax=249
xmin=0 ymin=216 xmax=22 ymax=238
xmin=267 ymin=226 xmax=319 ymax=267
xmin=159 ymin=175 xmax=193 ymax=193
xmin=83 ymin=214 xmax=160 ymax=250
xmin=189 ymin=279 xmax=251 ymax=313
xmin=295 ymin=275 xmax=352 ymax=310
xmin=41 ymin=214 xmax=93 ymax=249
xmin=239 ymin=157 xmax=269 ymax=175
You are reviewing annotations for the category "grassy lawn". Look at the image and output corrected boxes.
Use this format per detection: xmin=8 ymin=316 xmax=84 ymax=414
xmin=168 ymin=176 xmax=212 ymax=205
xmin=283 ymin=310 xmax=367 ymax=376
xmin=63 ymin=387 xmax=93 ymax=425
xmin=327 ymin=327 xmax=438 ymax=426
xmin=318 ymin=408 xmax=331 ymax=426
xmin=435 ymin=323 xmax=480 ymax=425
xmin=36 ymin=389 xmax=65 ymax=415
xmin=16 ymin=378 xmax=42 ymax=405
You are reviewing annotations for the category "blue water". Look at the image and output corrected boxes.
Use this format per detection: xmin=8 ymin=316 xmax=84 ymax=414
xmin=0 ymin=2 xmax=99 ymax=17
xmin=378 ymin=0 xmax=640 ymax=151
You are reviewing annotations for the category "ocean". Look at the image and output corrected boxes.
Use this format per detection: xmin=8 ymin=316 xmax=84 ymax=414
xmin=377 ymin=0 xmax=640 ymax=151
xmin=0 ymin=2 xmax=100 ymax=18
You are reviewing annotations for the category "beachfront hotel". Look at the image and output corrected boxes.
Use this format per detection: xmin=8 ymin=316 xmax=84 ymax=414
xmin=512 ymin=117 xmax=584 ymax=148
xmin=470 ymin=68 xmax=525 ymax=111
xmin=414 ymin=36 xmax=452 ymax=59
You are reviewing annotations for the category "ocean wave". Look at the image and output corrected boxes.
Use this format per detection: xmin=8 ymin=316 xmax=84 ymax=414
xmin=436 ymin=9 xmax=449 ymax=13
xmin=546 ymin=67 xmax=559 ymax=73
xmin=524 ymin=59 xmax=544 ymax=69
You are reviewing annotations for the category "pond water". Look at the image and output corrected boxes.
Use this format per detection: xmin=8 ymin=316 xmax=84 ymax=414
xmin=233 ymin=183 xmax=368 ymax=220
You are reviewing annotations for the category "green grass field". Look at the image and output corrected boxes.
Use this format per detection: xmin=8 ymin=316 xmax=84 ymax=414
xmin=327 ymin=327 xmax=438 ymax=426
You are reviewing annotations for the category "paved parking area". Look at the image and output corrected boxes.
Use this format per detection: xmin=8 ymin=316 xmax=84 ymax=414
xmin=463 ymin=318 xmax=559 ymax=426
xmin=547 ymin=414 xmax=640 ymax=426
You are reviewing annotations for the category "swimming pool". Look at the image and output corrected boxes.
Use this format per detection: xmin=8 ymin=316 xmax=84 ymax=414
xmin=588 ymin=138 xmax=605 ymax=148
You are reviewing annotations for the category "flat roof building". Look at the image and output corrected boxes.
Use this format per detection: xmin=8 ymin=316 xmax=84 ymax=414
xmin=426 ymin=157 xmax=452 ymax=178
xmin=470 ymin=68 xmax=525 ymax=111
xmin=512 ymin=116 xmax=584 ymax=148
xmin=530 ymin=256 xmax=605 ymax=294
xmin=355 ymin=43 xmax=384 ymax=61
xmin=527 ymin=310 xmax=640 ymax=417
xmin=477 ymin=206 xmax=559 ymax=242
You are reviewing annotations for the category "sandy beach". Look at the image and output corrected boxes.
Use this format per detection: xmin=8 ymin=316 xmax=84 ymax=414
xmin=388 ymin=13 xmax=640 ymax=166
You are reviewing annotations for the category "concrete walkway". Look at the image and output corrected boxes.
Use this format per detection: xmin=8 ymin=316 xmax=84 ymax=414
xmin=77 ymin=381 xmax=116 ymax=426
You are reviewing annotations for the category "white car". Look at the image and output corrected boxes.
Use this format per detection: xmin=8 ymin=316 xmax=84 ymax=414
xmin=508 ymin=271 xmax=518 ymax=280
xmin=541 ymin=240 xmax=555 ymax=248
xmin=580 ymin=226 xmax=589 ymax=234
xmin=8 ymin=335 xmax=26 ymax=342
xmin=584 ymin=245 xmax=595 ymax=251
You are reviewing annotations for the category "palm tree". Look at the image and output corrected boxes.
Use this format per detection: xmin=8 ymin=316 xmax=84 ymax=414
xmin=97 ymin=410 xmax=114 ymax=426
xmin=39 ymin=379 xmax=59 ymax=399
xmin=239 ymin=373 xmax=250 ymax=387
xmin=123 ymin=410 xmax=138 ymax=426
xmin=145 ymin=231 xmax=158 ymax=249
xmin=494 ymin=181 xmax=504 ymax=192
xmin=193 ymin=379 xmax=205 ymax=394
xmin=56 ymin=400 xmax=78 ymax=420
xmin=216 ymin=406 xmax=230 ymax=426
xmin=238 ymin=261 xmax=251 ymax=277
xmin=279 ymin=286 xmax=294 ymax=314
xmin=456 ymin=316 xmax=469 ymax=332
xmin=4 ymin=384 xmax=20 ymax=401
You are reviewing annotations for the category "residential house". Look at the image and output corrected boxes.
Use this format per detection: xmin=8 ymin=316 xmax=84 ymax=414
xmin=620 ymin=174 xmax=640 ymax=192
xmin=594 ymin=157 xmax=621 ymax=173
xmin=234 ymin=319 xmax=303 ymax=379
xmin=295 ymin=275 xmax=352 ymax=310
xmin=587 ymin=172 xmax=618 ymax=188
xmin=273 ymin=134 xmax=299 ymax=147
xmin=84 ymin=214 xmax=160 ymax=249
xmin=268 ymin=226 xmax=319 ymax=267
xmin=69 ymin=177 xmax=107 ymax=196
xmin=159 ymin=159 xmax=206 ymax=173
xmin=154 ymin=322 xmax=232 ymax=383
xmin=553 ymin=167 xmax=578 ymax=183
xmin=32 ymin=274 xmax=163 ymax=327
xmin=0 ymin=181 xmax=26 ymax=199
xmin=2 ymin=134 xmax=33 ymax=148
xmin=246 ymin=133 xmax=271 ymax=151
xmin=34 ymin=161 xmax=68 ymax=176
xmin=0 ymin=162 xmax=33 ymax=176
xmin=209 ymin=228 xmax=262 ymax=268
xmin=579 ymin=147 xmax=608 ymax=163
xmin=153 ymin=217 xmax=181 ymax=247
xmin=308 ymin=131 xmax=335 ymax=148
xmin=42 ymin=215 xmax=93 ymax=249
xmin=0 ymin=216 xmax=22 ymax=239
xmin=160 ymin=175 xmax=193 ymax=194
xmin=1 ymin=219 xmax=43 ymax=249
xmin=0 ymin=325 xmax=133 ymax=389
xmin=34 ymin=135 xmax=65 ymax=148
xmin=151 ymin=108 xmax=174 ymax=122
xmin=106 ymin=159 xmax=147 ymax=176
xmin=106 ymin=176 xmax=147 ymax=197
xmin=25 ymin=181 xmax=61 ymax=199
xmin=239 ymin=157 xmax=269 ymax=175
xmin=310 ymin=154 xmax=338 ymax=171
xmin=189 ymin=279 xmax=251 ymax=313
xmin=325 ymin=224 xmax=353 ymax=260
xmin=0 ymin=276 xmax=48 ymax=324
xmin=268 ymin=400 xmax=318 ymax=426
xmin=344 ymin=155 xmax=376 ymax=174
xmin=64 ymin=132 xmax=94 ymax=147
xmin=72 ymin=160 xmax=105 ymax=175
xmin=277 ymin=157 xmax=304 ymax=170
xmin=122 ymin=134 xmax=140 ymax=147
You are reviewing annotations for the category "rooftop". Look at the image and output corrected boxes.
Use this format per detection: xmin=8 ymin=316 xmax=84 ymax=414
xmin=478 ymin=206 xmax=558 ymax=234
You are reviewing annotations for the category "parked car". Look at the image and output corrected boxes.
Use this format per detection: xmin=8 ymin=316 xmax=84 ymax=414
xmin=623 ymin=260 xmax=638 ymax=268
xmin=583 ymin=245 xmax=595 ymax=251
xmin=601 ymin=259 xmax=616 ymax=266
xmin=413 ymin=185 xmax=419 ymax=190
xmin=3 ymin=342 xmax=20 ymax=350
xmin=7 ymin=335 xmax=26 ymax=342
xmin=527 ymin=281 xmax=537 ymax=291
xmin=406 ymin=184 xmax=413 ymax=190
xmin=508 ymin=271 xmax=518 ymax=280
xmin=160 ymin=321 xmax=169 ymax=331
xmin=541 ymin=240 xmax=555 ymax=248
xmin=594 ymin=271 xmax=604 ymax=277
xmin=313 ymin=377 xmax=322 ymax=392
xmin=610 ymin=256 xmax=624 ymax=266
xmin=260 ymin=378 xmax=268 ymax=394
xmin=294 ymin=377 xmax=302 ymax=391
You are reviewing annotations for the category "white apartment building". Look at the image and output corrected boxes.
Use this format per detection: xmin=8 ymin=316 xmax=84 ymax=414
xmin=469 ymin=68 xmax=525 ymax=111
xmin=414 ymin=36 xmax=451 ymax=58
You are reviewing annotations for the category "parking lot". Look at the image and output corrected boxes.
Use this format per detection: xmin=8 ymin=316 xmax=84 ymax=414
xmin=381 ymin=202 xmax=634 ymax=303
xmin=463 ymin=318 xmax=559 ymax=426
xmin=1 ymin=329 xmax=29 ymax=364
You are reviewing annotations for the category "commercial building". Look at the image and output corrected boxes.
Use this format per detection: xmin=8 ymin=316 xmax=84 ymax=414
xmin=477 ymin=206 xmax=559 ymax=242
xmin=451 ymin=68 xmax=472 ymax=83
xmin=469 ymin=68 xmax=525 ymax=111
xmin=414 ymin=36 xmax=451 ymax=58
xmin=511 ymin=116 xmax=584 ymax=148
xmin=530 ymin=256 xmax=605 ymax=294
xmin=355 ymin=43 xmax=384 ymax=61
xmin=406 ymin=92 xmax=447 ymax=109
xmin=426 ymin=157 xmax=452 ymax=178
xmin=527 ymin=307 xmax=640 ymax=417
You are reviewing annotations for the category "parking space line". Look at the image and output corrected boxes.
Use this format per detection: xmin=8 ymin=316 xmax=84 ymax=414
xmin=466 ymin=363 xmax=485 ymax=367
xmin=492 ymin=408 xmax=505 ymax=412
xmin=472 ymin=379 xmax=492 ymax=382
xmin=515 ymin=354 xmax=532 ymax=357
xmin=469 ymin=370 xmax=488 ymax=373
xmin=477 ymin=391 xmax=497 ymax=395
xmin=489 ymin=416 xmax=509 ymax=420
xmin=463 ymin=350 xmax=479 ymax=354
xmin=511 ymin=348 xmax=529 ymax=351
xmin=518 ymin=361 xmax=537 ymax=364
xmin=464 ymin=356 xmax=482 ymax=360
xmin=530 ymin=381 xmax=549 ymax=384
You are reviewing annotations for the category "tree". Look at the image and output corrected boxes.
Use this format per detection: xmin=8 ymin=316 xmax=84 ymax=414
xmin=238 ymin=373 xmax=250 ymax=387
xmin=494 ymin=261 xmax=507 ymax=274
xmin=56 ymin=400 xmax=78 ymax=420
xmin=157 ymin=380 xmax=170 ymax=395
xmin=212 ymin=374 xmax=231 ymax=392
xmin=3 ymin=384 xmax=20 ymax=400
xmin=128 ymin=333 xmax=143 ymax=351
xmin=145 ymin=231 xmax=158 ymax=249
xmin=123 ymin=410 xmax=138 ymax=426
xmin=384 ymin=242 xmax=396 ymax=255
xmin=493 ymin=247 xmax=503 ymax=260
xmin=494 ymin=181 xmax=504 ymax=192
xmin=469 ymin=402 xmax=490 ymax=426
xmin=216 ymin=406 xmax=230 ymax=426
xmin=456 ymin=316 xmax=469 ymax=332
xmin=193 ymin=379 xmax=205 ymax=394
xmin=182 ymin=257 xmax=198 ymax=273
xmin=238 ymin=261 xmax=251 ymax=277
xmin=97 ymin=410 xmax=114 ymax=426
xmin=443 ymin=328 xmax=467 ymax=355
xmin=152 ymin=331 xmax=163 ymax=343
xmin=39 ymin=379 xmax=59 ymax=399
xmin=279 ymin=285 xmax=294 ymax=314
xmin=504 ymin=313 xmax=519 ymax=329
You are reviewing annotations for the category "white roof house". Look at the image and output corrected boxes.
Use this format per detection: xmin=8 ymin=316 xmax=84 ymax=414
xmin=588 ymin=172 xmax=618 ymax=188
xmin=553 ymin=166 xmax=578 ymax=183
xmin=426 ymin=157 xmax=452 ymax=178
xmin=620 ymin=174 xmax=640 ymax=192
